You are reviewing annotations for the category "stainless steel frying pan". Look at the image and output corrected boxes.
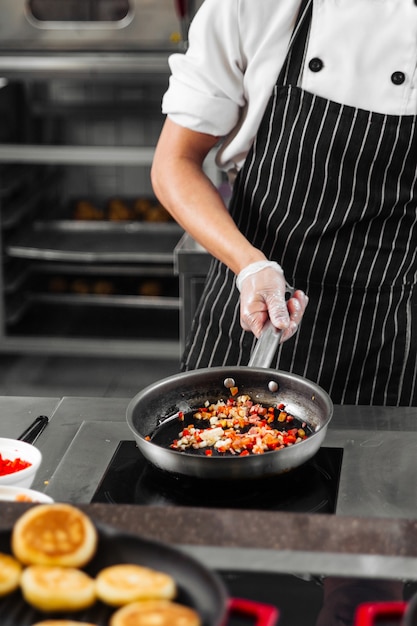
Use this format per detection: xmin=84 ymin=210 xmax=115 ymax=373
xmin=126 ymin=324 xmax=333 ymax=480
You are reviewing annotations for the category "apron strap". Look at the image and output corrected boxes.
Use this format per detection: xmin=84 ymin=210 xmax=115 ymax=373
xmin=278 ymin=0 xmax=313 ymax=87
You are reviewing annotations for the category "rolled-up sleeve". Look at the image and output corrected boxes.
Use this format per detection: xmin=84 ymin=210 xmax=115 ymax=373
xmin=162 ymin=0 xmax=245 ymax=137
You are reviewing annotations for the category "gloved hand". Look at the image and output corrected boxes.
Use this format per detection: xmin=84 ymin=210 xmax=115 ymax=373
xmin=236 ymin=260 xmax=308 ymax=340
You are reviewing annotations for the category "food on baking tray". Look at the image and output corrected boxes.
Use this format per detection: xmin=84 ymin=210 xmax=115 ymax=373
xmin=70 ymin=279 xmax=90 ymax=295
xmin=72 ymin=197 xmax=173 ymax=222
xmin=107 ymin=198 xmax=132 ymax=221
xmin=11 ymin=503 xmax=98 ymax=567
xmin=132 ymin=198 xmax=172 ymax=222
xmin=48 ymin=277 xmax=68 ymax=293
xmin=73 ymin=200 xmax=105 ymax=221
xmin=137 ymin=279 xmax=162 ymax=297
xmin=132 ymin=197 xmax=154 ymax=218
xmin=0 ymin=552 xmax=22 ymax=596
xmin=169 ymin=394 xmax=312 ymax=456
xmin=91 ymin=280 xmax=115 ymax=295
xmin=95 ymin=564 xmax=176 ymax=607
xmin=20 ymin=565 xmax=96 ymax=612
xmin=143 ymin=204 xmax=172 ymax=222
xmin=0 ymin=453 xmax=32 ymax=476
xmin=110 ymin=600 xmax=201 ymax=626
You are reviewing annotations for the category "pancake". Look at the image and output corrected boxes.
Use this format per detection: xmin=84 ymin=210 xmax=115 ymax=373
xmin=12 ymin=503 xmax=98 ymax=567
xmin=21 ymin=565 xmax=96 ymax=612
xmin=95 ymin=563 xmax=176 ymax=607
xmin=0 ymin=552 xmax=22 ymax=596
xmin=109 ymin=600 xmax=201 ymax=626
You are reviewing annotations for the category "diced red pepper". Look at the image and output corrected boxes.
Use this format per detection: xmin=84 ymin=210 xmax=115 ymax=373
xmin=0 ymin=454 xmax=31 ymax=476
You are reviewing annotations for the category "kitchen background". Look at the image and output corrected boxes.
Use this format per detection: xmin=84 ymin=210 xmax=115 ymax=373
xmin=0 ymin=0 xmax=213 ymax=398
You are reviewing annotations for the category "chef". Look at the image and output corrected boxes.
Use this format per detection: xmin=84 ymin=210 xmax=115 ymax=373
xmin=151 ymin=0 xmax=417 ymax=406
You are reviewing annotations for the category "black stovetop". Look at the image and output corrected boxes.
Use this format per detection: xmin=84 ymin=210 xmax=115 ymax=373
xmin=92 ymin=442 xmax=343 ymax=514
xmin=90 ymin=444 xmax=417 ymax=624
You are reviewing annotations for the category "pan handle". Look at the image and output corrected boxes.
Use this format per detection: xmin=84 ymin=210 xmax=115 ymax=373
xmin=353 ymin=601 xmax=406 ymax=625
xmin=248 ymin=322 xmax=282 ymax=369
xmin=248 ymin=283 xmax=294 ymax=369
xmin=18 ymin=415 xmax=49 ymax=445
xmin=226 ymin=597 xmax=280 ymax=626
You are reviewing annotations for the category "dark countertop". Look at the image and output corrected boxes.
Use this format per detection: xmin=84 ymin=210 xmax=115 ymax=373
xmin=1 ymin=502 xmax=417 ymax=582
xmin=1 ymin=395 xmax=417 ymax=580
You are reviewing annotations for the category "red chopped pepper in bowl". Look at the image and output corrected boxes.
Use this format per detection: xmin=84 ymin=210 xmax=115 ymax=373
xmin=0 ymin=454 xmax=32 ymax=476
xmin=0 ymin=438 xmax=42 ymax=488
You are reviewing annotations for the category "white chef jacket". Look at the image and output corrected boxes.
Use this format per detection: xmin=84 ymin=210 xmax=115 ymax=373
xmin=162 ymin=0 xmax=417 ymax=174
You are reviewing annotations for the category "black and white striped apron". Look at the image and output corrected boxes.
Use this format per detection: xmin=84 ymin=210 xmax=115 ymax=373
xmin=181 ymin=0 xmax=417 ymax=406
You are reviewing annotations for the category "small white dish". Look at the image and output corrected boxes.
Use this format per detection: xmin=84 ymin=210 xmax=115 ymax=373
xmin=0 ymin=485 xmax=54 ymax=503
xmin=0 ymin=437 xmax=43 ymax=488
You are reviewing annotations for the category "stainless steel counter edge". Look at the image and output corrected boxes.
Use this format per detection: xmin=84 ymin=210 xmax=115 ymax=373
xmin=179 ymin=546 xmax=417 ymax=580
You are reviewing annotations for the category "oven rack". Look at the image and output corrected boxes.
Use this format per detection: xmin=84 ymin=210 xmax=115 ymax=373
xmin=6 ymin=225 xmax=182 ymax=263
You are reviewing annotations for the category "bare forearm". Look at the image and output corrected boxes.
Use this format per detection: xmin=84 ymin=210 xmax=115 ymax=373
xmin=151 ymin=119 xmax=308 ymax=338
xmin=151 ymin=120 xmax=265 ymax=275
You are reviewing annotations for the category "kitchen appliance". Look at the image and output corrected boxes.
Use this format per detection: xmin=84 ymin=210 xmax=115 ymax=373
xmin=0 ymin=0 xmax=205 ymax=359
xmin=91 ymin=442 xmax=417 ymax=625
xmin=93 ymin=440 xmax=343 ymax=513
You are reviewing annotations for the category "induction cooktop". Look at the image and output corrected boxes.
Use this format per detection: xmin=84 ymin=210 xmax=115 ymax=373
xmin=92 ymin=442 xmax=343 ymax=514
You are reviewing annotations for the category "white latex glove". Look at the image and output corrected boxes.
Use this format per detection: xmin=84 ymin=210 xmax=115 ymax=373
xmin=236 ymin=260 xmax=308 ymax=340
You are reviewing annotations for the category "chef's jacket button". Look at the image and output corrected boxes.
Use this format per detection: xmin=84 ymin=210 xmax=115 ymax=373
xmin=391 ymin=71 xmax=406 ymax=85
xmin=308 ymin=57 xmax=324 ymax=73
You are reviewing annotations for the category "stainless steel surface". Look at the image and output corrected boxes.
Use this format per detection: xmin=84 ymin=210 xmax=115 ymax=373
xmin=21 ymin=397 xmax=414 ymax=520
xmin=44 ymin=419 xmax=417 ymax=521
xmin=0 ymin=145 xmax=155 ymax=164
xmin=174 ymin=233 xmax=212 ymax=351
xmin=0 ymin=397 xmax=60 ymax=442
xmin=2 ymin=395 xmax=417 ymax=583
xmin=180 ymin=546 xmax=417 ymax=581
xmin=0 ymin=0 xmax=199 ymax=53
xmin=0 ymin=54 xmax=173 ymax=79
xmin=7 ymin=225 xmax=182 ymax=263
xmin=248 ymin=322 xmax=282 ymax=368
xmin=126 ymin=366 xmax=333 ymax=479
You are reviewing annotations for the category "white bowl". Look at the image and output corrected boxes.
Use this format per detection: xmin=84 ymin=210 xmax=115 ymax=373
xmin=0 ymin=485 xmax=53 ymax=503
xmin=0 ymin=437 xmax=43 ymax=488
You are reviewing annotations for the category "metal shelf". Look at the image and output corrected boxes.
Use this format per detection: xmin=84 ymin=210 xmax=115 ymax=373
xmin=0 ymin=54 xmax=173 ymax=79
xmin=0 ymin=335 xmax=181 ymax=359
xmin=30 ymin=293 xmax=180 ymax=309
xmin=6 ymin=228 xmax=181 ymax=262
xmin=0 ymin=145 xmax=155 ymax=165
